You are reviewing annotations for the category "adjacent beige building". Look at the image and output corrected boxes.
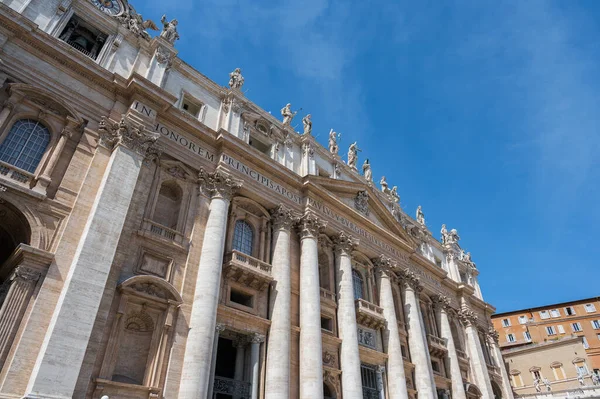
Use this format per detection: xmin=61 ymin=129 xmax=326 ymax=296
xmin=0 ymin=0 xmax=514 ymax=398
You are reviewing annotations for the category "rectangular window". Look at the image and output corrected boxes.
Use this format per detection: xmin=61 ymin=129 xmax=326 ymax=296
xmin=360 ymin=364 xmax=379 ymax=397
xmin=572 ymin=322 xmax=582 ymax=332
xmin=321 ymin=316 xmax=333 ymax=332
xmin=229 ymin=289 xmax=253 ymax=308
xmin=546 ymin=326 xmax=556 ymax=336
xmin=533 ymin=370 xmax=542 ymax=380
xmin=181 ymin=95 xmax=203 ymax=118
xmin=558 ymin=325 xmax=565 ymax=334
xmin=502 ymin=318 xmax=511 ymax=327
xmin=565 ymin=306 xmax=576 ymax=316
xmin=585 ymin=304 xmax=596 ymax=313
xmin=550 ymin=309 xmax=560 ymax=318
xmin=58 ymin=15 xmax=108 ymax=61
xmin=524 ymin=331 xmax=532 ymax=342
xmin=507 ymin=333 xmax=516 ymax=342
xmin=577 ymin=365 xmax=588 ymax=376
xmin=540 ymin=310 xmax=550 ymax=319
xmin=583 ymin=337 xmax=590 ymax=349
xmin=518 ymin=315 xmax=528 ymax=324
xmin=591 ymin=320 xmax=600 ymax=330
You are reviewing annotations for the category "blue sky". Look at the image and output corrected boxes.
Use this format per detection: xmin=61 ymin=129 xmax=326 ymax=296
xmin=134 ymin=0 xmax=600 ymax=312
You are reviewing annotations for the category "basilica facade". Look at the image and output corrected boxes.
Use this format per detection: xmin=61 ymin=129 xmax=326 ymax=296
xmin=0 ymin=1 xmax=513 ymax=398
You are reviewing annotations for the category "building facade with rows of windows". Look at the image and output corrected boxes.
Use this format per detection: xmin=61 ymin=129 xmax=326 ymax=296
xmin=0 ymin=0 xmax=513 ymax=398
xmin=492 ymin=297 xmax=600 ymax=396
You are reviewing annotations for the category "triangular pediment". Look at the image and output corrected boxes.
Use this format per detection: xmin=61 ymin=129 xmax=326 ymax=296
xmin=305 ymin=175 xmax=416 ymax=247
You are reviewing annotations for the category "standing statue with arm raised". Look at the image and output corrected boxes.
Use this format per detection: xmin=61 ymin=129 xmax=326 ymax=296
xmin=160 ymin=15 xmax=180 ymax=44
xmin=228 ymin=68 xmax=244 ymax=89
xmin=347 ymin=142 xmax=360 ymax=169
xmin=281 ymin=103 xmax=297 ymax=126
xmin=328 ymin=129 xmax=339 ymax=154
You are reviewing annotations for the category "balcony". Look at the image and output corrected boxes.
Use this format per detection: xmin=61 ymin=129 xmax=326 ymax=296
xmin=355 ymin=298 xmax=386 ymax=329
xmin=456 ymin=348 xmax=469 ymax=365
xmin=0 ymin=161 xmax=34 ymax=187
xmin=486 ymin=363 xmax=501 ymax=376
xmin=213 ymin=376 xmax=251 ymax=397
xmin=320 ymin=288 xmax=336 ymax=306
xmin=427 ymin=334 xmax=448 ymax=358
xmin=142 ymin=218 xmax=185 ymax=246
xmin=223 ymin=250 xmax=273 ymax=291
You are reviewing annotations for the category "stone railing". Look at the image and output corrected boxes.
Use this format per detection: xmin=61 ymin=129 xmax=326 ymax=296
xmin=223 ymin=250 xmax=273 ymax=291
xmin=355 ymin=298 xmax=386 ymax=329
xmin=142 ymin=218 xmax=185 ymax=245
xmin=362 ymin=386 xmax=379 ymax=399
xmin=456 ymin=348 xmax=469 ymax=363
xmin=0 ymin=161 xmax=34 ymax=187
xmin=320 ymin=287 xmax=336 ymax=303
xmin=427 ymin=334 xmax=448 ymax=357
xmin=213 ymin=376 xmax=251 ymax=397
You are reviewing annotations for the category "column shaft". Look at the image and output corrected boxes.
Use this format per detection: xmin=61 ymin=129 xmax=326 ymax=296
xmin=488 ymin=334 xmax=514 ymax=399
xmin=377 ymin=268 xmax=409 ymax=399
xmin=299 ymin=233 xmax=323 ymax=398
xmin=462 ymin=317 xmax=494 ymax=398
xmin=334 ymin=233 xmax=362 ymax=399
xmin=179 ymin=169 xmax=240 ymax=399
xmin=435 ymin=301 xmax=466 ymax=399
xmin=250 ymin=337 xmax=262 ymax=399
xmin=265 ymin=205 xmax=298 ymax=399
xmin=402 ymin=281 xmax=436 ymax=397
xmin=207 ymin=325 xmax=225 ymax=399
xmin=25 ymin=144 xmax=144 ymax=398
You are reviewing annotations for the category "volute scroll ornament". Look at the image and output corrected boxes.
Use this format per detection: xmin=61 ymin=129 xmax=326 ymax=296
xmin=398 ymin=268 xmax=423 ymax=292
xmin=373 ymin=255 xmax=396 ymax=277
xmin=270 ymin=204 xmax=301 ymax=231
xmin=432 ymin=294 xmax=451 ymax=311
xmin=250 ymin=333 xmax=265 ymax=344
xmin=198 ymin=168 xmax=242 ymax=201
xmin=98 ymin=115 xmax=161 ymax=157
xmin=458 ymin=308 xmax=478 ymax=326
xmin=298 ymin=212 xmax=326 ymax=239
xmin=332 ymin=232 xmax=357 ymax=255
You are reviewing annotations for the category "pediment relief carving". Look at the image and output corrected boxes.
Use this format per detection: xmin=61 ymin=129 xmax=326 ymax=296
xmin=120 ymin=275 xmax=182 ymax=304
xmin=160 ymin=159 xmax=194 ymax=181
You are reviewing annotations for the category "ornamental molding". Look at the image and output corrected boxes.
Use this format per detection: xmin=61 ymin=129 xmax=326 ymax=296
xmin=322 ymin=351 xmax=338 ymax=368
xmin=332 ymin=232 xmax=357 ymax=254
xmin=15 ymin=266 xmax=41 ymax=282
xmin=129 ymin=281 xmax=169 ymax=300
xmin=372 ymin=255 xmax=395 ymax=277
xmin=270 ymin=204 xmax=301 ymax=231
xmin=155 ymin=46 xmax=173 ymax=69
xmin=98 ymin=115 xmax=161 ymax=157
xmin=198 ymin=168 xmax=242 ymax=201
xmin=298 ymin=211 xmax=326 ymax=239
xmin=250 ymin=333 xmax=265 ymax=344
xmin=431 ymin=294 xmax=451 ymax=310
xmin=487 ymin=326 xmax=499 ymax=344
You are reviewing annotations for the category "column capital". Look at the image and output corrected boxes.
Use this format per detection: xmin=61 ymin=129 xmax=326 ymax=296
xmin=432 ymin=294 xmax=451 ymax=311
xmin=198 ymin=168 xmax=242 ymax=201
xmin=232 ymin=335 xmax=248 ymax=348
xmin=458 ymin=308 xmax=478 ymax=326
xmin=487 ymin=326 xmax=499 ymax=344
xmin=250 ymin=333 xmax=265 ymax=344
xmin=215 ymin=323 xmax=226 ymax=333
xmin=372 ymin=255 xmax=396 ymax=278
xmin=298 ymin=211 xmax=326 ymax=239
xmin=270 ymin=204 xmax=301 ymax=231
xmin=14 ymin=266 xmax=41 ymax=283
xmin=399 ymin=268 xmax=423 ymax=292
xmin=333 ymin=232 xmax=357 ymax=255
xmin=98 ymin=115 xmax=161 ymax=158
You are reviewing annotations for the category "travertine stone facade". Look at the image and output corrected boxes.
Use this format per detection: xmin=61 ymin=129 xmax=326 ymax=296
xmin=0 ymin=1 xmax=513 ymax=398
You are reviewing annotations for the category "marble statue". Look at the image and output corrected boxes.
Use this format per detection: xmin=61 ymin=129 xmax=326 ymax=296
xmin=592 ymin=372 xmax=600 ymax=386
xmin=347 ymin=142 xmax=360 ymax=169
xmin=579 ymin=373 xmax=586 ymax=386
xmin=543 ymin=378 xmax=551 ymax=391
xmin=390 ymin=186 xmax=399 ymax=203
xmin=534 ymin=378 xmax=541 ymax=392
xmin=302 ymin=114 xmax=312 ymax=135
xmin=362 ymin=159 xmax=372 ymax=182
xmin=416 ymin=205 xmax=425 ymax=225
xmin=281 ymin=103 xmax=297 ymax=126
xmin=328 ymin=129 xmax=339 ymax=154
xmin=118 ymin=5 xmax=157 ymax=40
xmin=448 ymin=228 xmax=460 ymax=244
xmin=441 ymin=224 xmax=448 ymax=244
xmin=228 ymin=68 xmax=244 ymax=89
xmin=380 ymin=176 xmax=390 ymax=193
xmin=160 ymin=15 xmax=180 ymax=44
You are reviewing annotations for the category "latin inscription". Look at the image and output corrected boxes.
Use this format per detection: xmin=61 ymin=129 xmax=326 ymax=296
xmin=153 ymin=122 xmax=216 ymax=163
xmin=131 ymin=101 xmax=157 ymax=119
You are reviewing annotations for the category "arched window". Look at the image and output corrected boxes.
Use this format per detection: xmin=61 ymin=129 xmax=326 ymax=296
xmin=233 ymin=220 xmax=253 ymax=255
xmin=152 ymin=181 xmax=183 ymax=229
xmin=352 ymin=269 xmax=364 ymax=300
xmin=0 ymin=119 xmax=50 ymax=173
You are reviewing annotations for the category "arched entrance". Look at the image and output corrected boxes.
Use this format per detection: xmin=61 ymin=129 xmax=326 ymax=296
xmin=465 ymin=383 xmax=482 ymax=399
xmin=0 ymin=199 xmax=31 ymax=270
xmin=491 ymin=380 xmax=503 ymax=398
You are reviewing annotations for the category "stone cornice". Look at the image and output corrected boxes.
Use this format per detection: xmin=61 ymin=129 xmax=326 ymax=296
xmin=198 ymin=168 xmax=242 ymax=201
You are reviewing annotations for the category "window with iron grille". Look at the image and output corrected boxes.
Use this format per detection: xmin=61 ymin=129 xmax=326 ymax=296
xmin=360 ymin=364 xmax=379 ymax=399
xmin=232 ymin=220 xmax=253 ymax=255
xmin=352 ymin=269 xmax=364 ymax=300
xmin=0 ymin=119 xmax=50 ymax=173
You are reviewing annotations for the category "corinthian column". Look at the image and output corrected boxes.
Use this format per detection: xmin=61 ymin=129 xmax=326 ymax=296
xmin=374 ymin=256 xmax=409 ymax=399
xmin=400 ymin=269 xmax=436 ymax=397
xmin=459 ymin=308 xmax=494 ymax=398
xmin=433 ymin=295 xmax=466 ymax=399
xmin=334 ymin=232 xmax=363 ymax=399
xmin=265 ymin=205 xmax=300 ymax=399
xmin=298 ymin=212 xmax=326 ymax=399
xmin=487 ymin=328 xmax=514 ymax=399
xmin=178 ymin=169 xmax=242 ymax=399
xmin=24 ymin=116 xmax=161 ymax=398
